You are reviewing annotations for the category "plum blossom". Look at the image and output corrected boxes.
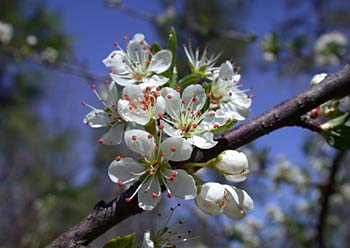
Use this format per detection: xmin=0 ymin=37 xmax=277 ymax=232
xmin=108 ymin=130 xmax=197 ymax=210
xmin=215 ymin=150 xmax=250 ymax=182
xmin=195 ymin=182 xmax=253 ymax=220
xmin=103 ymin=33 xmax=172 ymax=89
xmin=0 ymin=20 xmax=13 ymax=44
xmin=83 ymin=82 xmax=124 ymax=145
xmin=118 ymin=85 xmax=165 ymax=125
xmin=210 ymin=61 xmax=251 ymax=121
xmin=160 ymin=84 xmax=226 ymax=149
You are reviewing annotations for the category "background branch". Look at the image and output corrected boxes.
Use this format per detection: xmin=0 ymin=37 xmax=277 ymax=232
xmin=47 ymin=64 xmax=350 ymax=247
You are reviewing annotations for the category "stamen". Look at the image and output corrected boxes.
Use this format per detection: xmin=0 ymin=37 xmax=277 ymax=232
xmin=115 ymin=156 xmax=121 ymax=161
xmin=132 ymin=135 xmax=137 ymax=141
xmin=98 ymin=138 xmax=104 ymax=144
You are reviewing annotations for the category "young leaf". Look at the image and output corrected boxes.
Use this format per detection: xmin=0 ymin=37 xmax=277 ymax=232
xmin=103 ymin=233 xmax=136 ymax=248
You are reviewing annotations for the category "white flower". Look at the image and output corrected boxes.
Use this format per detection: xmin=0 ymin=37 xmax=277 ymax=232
xmin=195 ymin=182 xmax=253 ymax=220
xmin=314 ymin=32 xmax=347 ymax=66
xmin=41 ymin=47 xmax=59 ymax=63
xmin=310 ymin=73 xmax=327 ymax=85
xmin=83 ymin=82 xmax=124 ymax=145
xmin=210 ymin=61 xmax=251 ymax=121
xmin=103 ymin=33 xmax=172 ymax=89
xmin=26 ymin=35 xmax=38 ymax=46
xmin=0 ymin=20 xmax=13 ymax=44
xmin=183 ymin=43 xmax=219 ymax=76
xmin=118 ymin=85 xmax=165 ymax=125
xmin=215 ymin=150 xmax=249 ymax=182
xmin=160 ymin=84 xmax=226 ymax=149
xmin=142 ymin=230 xmax=154 ymax=248
xmin=265 ymin=204 xmax=285 ymax=223
xmin=108 ymin=130 xmax=197 ymax=211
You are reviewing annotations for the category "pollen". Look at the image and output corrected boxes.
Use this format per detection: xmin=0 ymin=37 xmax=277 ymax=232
xmin=158 ymin=124 xmax=164 ymax=130
xmin=192 ymin=123 xmax=198 ymax=128
xmin=115 ymin=156 xmax=121 ymax=161
xmin=192 ymin=97 xmax=198 ymax=102
xmin=131 ymin=135 xmax=137 ymax=141
xmin=90 ymin=84 xmax=96 ymax=89
xmin=213 ymin=124 xmax=219 ymax=129
xmin=170 ymin=146 xmax=177 ymax=152
xmin=147 ymin=134 xmax=153 ymax=139
xmin=210 ymin=99 xmax=217 ymax=104
xmin=158 ymin=113 xmax=164 ymax=118
xmin=151 ymin=193 xmax=157 ymax=199
xmin=98 ymin=138 xmax=104 ymax=144
xmin=167 ymin=94 xmax=172 ymax=100
xmin=118 ymin=181 xmax=123 ymax=187
xmin=136 ymin=74 xmax=142 ymax=81
xmin=181 ymin=99 xmax=187 ymax=104
xmin=167 ymin=193 xmax=173 ymax=198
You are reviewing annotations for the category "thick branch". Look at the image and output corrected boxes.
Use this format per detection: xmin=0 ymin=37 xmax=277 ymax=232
xmin=315 ymin=150 xmax=347 ymax=248
xmin=47 ymin=64 xmax=350 ymax=247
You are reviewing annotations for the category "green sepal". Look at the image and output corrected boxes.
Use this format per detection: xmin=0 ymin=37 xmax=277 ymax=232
xmin=321 ymin=112 xmax=350 ymax=149
xmin=103 ymin=233 xmax=136 ymax=248
xmin=151 ymin=42 xmax=162 ymax=54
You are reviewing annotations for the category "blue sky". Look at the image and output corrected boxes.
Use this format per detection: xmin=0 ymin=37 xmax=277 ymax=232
xmin=41 ymin=0 xmax=312 ymax=183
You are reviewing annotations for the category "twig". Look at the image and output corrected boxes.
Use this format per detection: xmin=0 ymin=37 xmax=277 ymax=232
xmin=46 ymin=64 xmax=350 ymax=247
xmin=315 ymin=150 xmax=347 ymax=248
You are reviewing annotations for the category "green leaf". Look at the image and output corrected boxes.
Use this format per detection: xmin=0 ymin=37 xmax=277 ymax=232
xmin=322 ymin=112 xmax=350 ymax=149
xmin=164 ymin=27 xmax=178 ymax=88
xmin=177 ymin=74 xmax=201 ymax=86
xmin=151 ymin=42 xmax=162 ymax=54
xmin=103 ymin=233 xmax=136 ymax=248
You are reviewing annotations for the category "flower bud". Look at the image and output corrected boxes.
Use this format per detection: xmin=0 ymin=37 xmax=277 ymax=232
xmin=223 ymin=185 xmax=254 ymax=220
xmin=195 ymin=182 xmax=226 ymax=216
xmin=215 ymin=150 xmax=249 ymax=182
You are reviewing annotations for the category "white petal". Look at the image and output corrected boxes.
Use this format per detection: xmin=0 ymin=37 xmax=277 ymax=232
xmin=148 ymin=50 xmax=172 ymax=73
xmin=142 ymin=231 xmax=154 ymax=248
xmin=161 ymin=137 xmax=193 ymax=162
xmin=102 ymin=51 xmax=127 ymax=74
xmin=223 ymin=186 xmax=254 ymax=220
xmin=155 ymin=96 xmax=165 ymax=116
xmin=141 ymin=75 xmax=169 ymax=90
xmin=224 ymin=173 xmax=249 ymax=183
xmin=161 ymin=87 xmax=181 ymax=120
xmin=190 ymin=132 xmax=217 ymax=149
xmin=100 ymin=124 xmax=123 ymax=145
xmin=216 ymin=150 xmax=249 ymax=176
xmin=138 ymin=176 xmax=162 ymax=211
xmin=118 ymin=99 xmax=150 ymax=125
xmin=110 ymin=73 xmax=136 ymax=86
xmin=161 ymin=120 xmax=182 ymax=138
xmin=108 ymin=158 xmax=144 ymax=183
xmin=127 ymin=39 xmax=148 ymax=63
xmin=182 ymin=84 xmax=206 ymax=111
xmin=195 ymin=182 xmax=226 ymax=216
xmin=219 ymin=61 xmax=233 ymax=81
xmin=122 ymin=85 xmax=143 ymax=101
xmin=84 ymin=109 xmax=110 ymax=128
xmin=125 ymin=130 xmax=156 ymax=158
xmin=165 ymin=169 xmax=197 ymax=200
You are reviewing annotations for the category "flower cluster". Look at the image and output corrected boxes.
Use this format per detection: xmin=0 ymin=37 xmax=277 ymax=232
xmin=83 ymin=31 xmax=253 ymax=219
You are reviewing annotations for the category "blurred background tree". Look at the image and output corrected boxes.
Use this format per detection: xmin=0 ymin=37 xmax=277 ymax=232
xmin=1 ymin=0 xmax=349 ymax=247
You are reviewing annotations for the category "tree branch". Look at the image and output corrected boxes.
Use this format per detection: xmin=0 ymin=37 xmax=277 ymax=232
xmin=315 ymin=150 xmax=347 ymax=248
xmin=47 ymin=64 xmax=350 ymax=247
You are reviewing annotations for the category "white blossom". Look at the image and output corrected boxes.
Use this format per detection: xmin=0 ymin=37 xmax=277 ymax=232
xmin=310 ymin=73 xmax=327 ymax=85
xmin=215 ymin=150 xmax=250 ymax=182
xmin=103 ymin=33 xmax=172 ymax=89
xmin=108 ymin=130 xmax=197 ymax=210
xmin=0 ymin=20 xmax=13 ymax=44
xmin=41 ymin=47 xmax=59 ymax=63
xmin=26 ymin=35 xmax=38 ymax=46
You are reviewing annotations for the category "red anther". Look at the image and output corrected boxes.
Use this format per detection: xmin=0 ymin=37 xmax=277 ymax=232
xmin=136 ymin=74 xmax=142 ymax=81
xmin=104 ymin=79 xmax=110 ymax=84
xmin=146 ymin=168 xmax=151 ymax=173
xmin=168 ymin=176 xmax=174 ymax=181
xmin=147 ymin=134 xmax=153 ymax=139
xmin=181 ymin=126 xmax=187 ymax=132
xmin=171 ymin=171 xmax=177 ymax=177
xmin=206 ymin=92 xmax=211 ymax=98
xmin=167 ymin=95 xmax=172 ymax=100
xmin=125 ymin=197 xmax=131 ymax=203
xmin=90 ymin=84 xmax=96 ymax=89
xmin=213 ymin=124 xmax=219 ymax=129
xmin=160 ymin=152 xmax=165 ymax=157
xmin=140 ymin=40 xmax=145 ymax=45
xmin=117 ymin=181 xmax=124 ymax=187
xmin=158 ymin=124 xmax=164 ymax=130
xmin=236 ymin=65 xmax=241 ymax=72
xmin=98 ymin=138 xmax=104 ymax=144
xmin=113 ymin=42 xmax=118 ymax=47
xmin=153 ymin=92 xmax=159 ymax=98
xmin=147 ymin=45 xmax=152 ymax=49
xmin=248 ymin=93 xmax=255 ymax=98
xmin=129 ymin=103 xmax=137 ymax=110
xmin=156 ymin=86 xmax=160 ymax=91
xmin=123 ymin=93 xmax=130 ymax=101
xmin=192 ymin=123 xmax=198 ymax=128
xmin=310 ymin=107 xmax=320 ymax=118
xmin=81 ymin=101 xmax=87 ymax=107
xmin=181 ymin=99 xmax=187 ymax=104
xmin=170 ymin=146 xmax=177 ymax=152
xmin=146 ymin=59 xmax=151 ymax=65
xmin=197 ymin=110 xmax=202 ymax=116
xmin=143 ymin=93 xmax=150 ymax=99
xmin=210 ymin=99 xmax=217 ymax=104
xmin=176 ymin=86 xmax=181 ymax=92
xmin=145 ymin=86 xmax=151 ymax=92
xmin=151 ymin=193 xmax=157 ymax=199
xmin=192 ymin=97 xmax=198 ymax=102
xmin=209 ymin=112 xmax=215 ymax=117
xmin=142 ymin=106 xmax=147 ymax=111
xmin=158 ymin=113 xmax=164 ymax=118
xmin=123 ymin=35 xmax=129 ymax=41
xmin=167 ymin=193 xmax=173 ymax=198
xmin=115 ymin=155 xmax=121 ymax=161
xmin=131 ymin=135 xmax=137 ymax=141
xmin=218 ymin=95 xmax=223 ymax=99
